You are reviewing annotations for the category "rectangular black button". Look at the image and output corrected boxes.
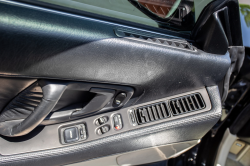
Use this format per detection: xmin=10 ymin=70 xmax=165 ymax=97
xmin=64 ymin=127 xmax=79 ymax=143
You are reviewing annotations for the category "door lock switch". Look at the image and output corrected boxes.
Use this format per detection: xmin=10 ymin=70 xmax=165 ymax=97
xmin=113 ymin=114 xmax=123 ymax=130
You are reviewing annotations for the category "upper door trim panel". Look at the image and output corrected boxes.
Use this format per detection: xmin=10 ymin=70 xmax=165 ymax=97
xmin=0 ymin=0 xmax=231 ymax=104
xmin=0 ymin=0 xmax=185 ymax=40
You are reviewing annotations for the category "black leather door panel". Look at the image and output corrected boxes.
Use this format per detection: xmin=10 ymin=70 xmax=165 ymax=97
xmin=0 ymin=78 xmax=36 ymax=111
xmin=0 ymin=1 xmax=230 ymax=105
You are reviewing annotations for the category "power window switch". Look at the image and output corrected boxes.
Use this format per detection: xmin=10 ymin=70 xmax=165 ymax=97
xmin=95 ymin=116 xmax=108 ymax=126
xmin=99 ymin=117 xmax=105 ymax=124
xmin=101 ymin=125 xmax=110 ymax=133
xmin=64 ymin=127 xmax=79 ymax=143
xmin=96 ymin=125 xmax=110 ymax=135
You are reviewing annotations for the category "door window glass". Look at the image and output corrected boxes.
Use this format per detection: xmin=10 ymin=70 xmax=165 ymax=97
xmin=36 ymin=0 xmax=214 ymax=32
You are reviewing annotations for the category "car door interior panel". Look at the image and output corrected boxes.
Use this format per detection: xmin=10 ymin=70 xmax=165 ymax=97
xmin=0 ymin=86 xmax=221 ymax=166
xmin=0 ymin=0 xmax=243 ymax=165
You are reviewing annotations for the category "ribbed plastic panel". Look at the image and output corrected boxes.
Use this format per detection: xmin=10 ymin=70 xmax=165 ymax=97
xmin=133 ymin=93 xmax=205 ymax=125
xmin=169 ymin=93 xmax=205 ymax=116
xmin=134 ymin=102 xmax=170 ymax=125
xmin=124 ymin=32 xmax=195 ymax=51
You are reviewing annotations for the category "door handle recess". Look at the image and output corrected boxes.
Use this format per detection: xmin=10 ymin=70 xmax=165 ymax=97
xmin=0 ymin=80 xmax=133 ymax=137
xmin=71 ymin=88 xmax=115 ymax=118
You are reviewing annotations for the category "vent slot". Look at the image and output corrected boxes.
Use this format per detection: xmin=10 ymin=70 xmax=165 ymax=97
xmin=169 ymin=93 xmax=205 ymax=116
xmin=134 ymin=102 xmax=170 ymax=125
xmin=123 ymin=32 xmax=195 ymax=51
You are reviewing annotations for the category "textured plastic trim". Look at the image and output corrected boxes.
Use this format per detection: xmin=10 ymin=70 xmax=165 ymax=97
xmin=115 ymin=29 xmax=196 ymax=52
